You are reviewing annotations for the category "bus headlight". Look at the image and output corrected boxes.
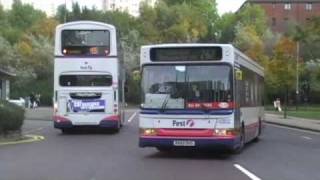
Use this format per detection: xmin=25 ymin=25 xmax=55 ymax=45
xmin=214 ymin=129 xmax=239 ymax=136
xmin=140 ymin=128 xmax=157 ymax=136
xmin=214 ymin=129 xmax=227 ymax=136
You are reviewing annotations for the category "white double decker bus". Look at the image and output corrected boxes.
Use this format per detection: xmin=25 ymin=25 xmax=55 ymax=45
xmin=139 ymin=44 xmax=264 ymax=152
xmin=53 ymin=21 xmax=125 ymax=133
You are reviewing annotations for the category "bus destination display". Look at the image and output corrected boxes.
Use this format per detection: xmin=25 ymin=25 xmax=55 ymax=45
xmin=150 ymin=47 xmax=222 ymax=61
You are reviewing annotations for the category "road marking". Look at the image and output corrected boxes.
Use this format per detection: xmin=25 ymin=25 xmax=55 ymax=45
xmin=234 ymin=164 xmax=262 ymax=180
xmin=23 ymin=127 xmax=44 ymax=134
xmin=128 ymin=112 xmax=137 ymax=123
xmin=0 ymin=134 xmax=45 ymax=146
xmin=301 ymin=136 xmax=312 ymax=140
xmin=266 ymin=124 xmax=320 ymax=135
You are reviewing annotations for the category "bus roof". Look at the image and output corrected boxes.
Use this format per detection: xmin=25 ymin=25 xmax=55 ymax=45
xmin=142 ymin=43 xmax=233 ymax=49
xmin=140 ymin=43 xmax=264 ymax=77
xmin=56 ymin=21 xmax=116 ymax=31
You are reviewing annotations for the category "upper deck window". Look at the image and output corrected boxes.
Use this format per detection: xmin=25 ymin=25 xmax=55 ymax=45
xmin=61 ymin=30 xmax=110 ymax=56
xmin=150 ymin=47 xmax=223 ymax=62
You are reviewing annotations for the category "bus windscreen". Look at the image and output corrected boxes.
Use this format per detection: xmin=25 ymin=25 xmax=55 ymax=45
xmin=61 ymin=30 xmax=110 ymax=56
xmin=141 ymin=64 xmax=232 ymax=110
xmin=150 ymin=47 xmax=222 ymax=61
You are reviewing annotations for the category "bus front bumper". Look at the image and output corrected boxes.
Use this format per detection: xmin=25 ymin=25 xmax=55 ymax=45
xmin=139 ymin=136 xmax=241 ymax=150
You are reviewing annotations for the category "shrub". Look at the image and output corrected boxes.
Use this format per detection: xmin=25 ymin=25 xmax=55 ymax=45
xmin=0 ymin=100 xmax=25 ymax=135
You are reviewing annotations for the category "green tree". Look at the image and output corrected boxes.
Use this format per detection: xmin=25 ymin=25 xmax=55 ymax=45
xmin=139 ymin=0 xmax=214 ymax=43
xmin=265 ymin=37 xmax=297 ymax=117
xmin=233 ymin=24 xmax=265 ymax=63
xmin=216 ymin=12 xmax=237 ymax=43
xmin=217 ymin=4 xmax=268 ymax=44
xmin=5 ymin=0 xmax=45 ymax=44
xmin=0 ymin=36 xmax=17 ymax=71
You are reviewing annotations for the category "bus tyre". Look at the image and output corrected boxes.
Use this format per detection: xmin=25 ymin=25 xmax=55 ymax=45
xmin=232 ymin=126 xmax=245 ymax=154
xmin=253 ymin=120 xmax=262 ymax=142
xmin=61 ymin=129 xmax=71 ymax=134
xmin=120 ymin=111 xmax=125 ymax=127
xmin=113 ymin=122 xmax=121 ymax=133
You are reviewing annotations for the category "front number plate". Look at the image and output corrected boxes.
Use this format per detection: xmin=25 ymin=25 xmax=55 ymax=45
xmin=173 ymin=140 xmax=195 ymax=147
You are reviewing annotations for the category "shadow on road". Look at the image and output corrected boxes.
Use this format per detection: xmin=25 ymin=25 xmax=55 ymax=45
xmin=57 ymin=128 xmax=120 ymax=135
xmin=145 ymin=149 xmax=235 ymax=160
xmin=144 ymin=139 xmax=263 ymax=160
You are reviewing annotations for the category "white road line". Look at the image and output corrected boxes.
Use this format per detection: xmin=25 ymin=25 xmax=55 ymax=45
xmin=266 ymin=124 xmax=320 ymax=135
xmin=301 ymin=136 xmax=312 ymax=140
xmin=234 ymin=164 xmax=262 ymax=180
xmin=127 ymin=112 xmax=137 ymax=123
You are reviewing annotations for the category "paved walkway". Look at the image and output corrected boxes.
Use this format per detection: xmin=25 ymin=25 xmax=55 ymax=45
xmin=265 ymin=113 xmax=320 ymax=132
xmin=25 ymin=107 xmax=53 ymax=121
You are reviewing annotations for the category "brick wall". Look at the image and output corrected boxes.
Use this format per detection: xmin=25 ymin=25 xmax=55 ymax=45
xmin=251 ymin=2 xmax=320 ymax=33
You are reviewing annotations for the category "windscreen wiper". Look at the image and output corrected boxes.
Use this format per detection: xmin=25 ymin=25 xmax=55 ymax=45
xmin=160 ymin=94 xmax=170 ymax=112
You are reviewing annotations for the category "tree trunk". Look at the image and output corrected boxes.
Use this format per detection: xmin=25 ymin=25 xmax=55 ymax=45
xmin=284 ymin=85 xmax=288 ymax=119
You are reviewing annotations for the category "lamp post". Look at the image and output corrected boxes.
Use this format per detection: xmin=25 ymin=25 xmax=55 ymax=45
xmin=296 ymin=41 xmax=300 ymax=111
xmin=64 ymin=0 xmax=67 ymax=23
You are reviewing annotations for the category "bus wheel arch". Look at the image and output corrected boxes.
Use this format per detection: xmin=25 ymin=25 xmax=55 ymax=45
xmin=232 ymin=123 xmax=245 ymax=154
xmin=253 ymin=118 xmax=262 ymax=142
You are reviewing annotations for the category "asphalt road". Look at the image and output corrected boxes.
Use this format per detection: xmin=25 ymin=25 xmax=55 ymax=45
xmin=0 ymin=109 xmax=320 ymax=180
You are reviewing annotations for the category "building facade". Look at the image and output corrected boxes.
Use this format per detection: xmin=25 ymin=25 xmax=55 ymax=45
xmin=242 ymin=0 xmax=320 ymax=33
xmin=0 ymin=69 xmax=14 ymax=100
xmin=102 ymin=0 xmax=156 ymax=17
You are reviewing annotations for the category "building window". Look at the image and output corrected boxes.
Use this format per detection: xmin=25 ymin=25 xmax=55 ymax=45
xmin=284 ymin=3 xmax=291 ymax=10
xmin=306 ymin=3 xmax=312 ymax=11
xmin=272 ymin=18 xmax=276 ymax=26
xmin=272 ymin=3 xmax=276 ymax=8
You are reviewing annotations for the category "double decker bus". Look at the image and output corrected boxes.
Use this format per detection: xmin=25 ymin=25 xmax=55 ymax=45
xmin=139 ymin=44 xmax=264 ymax=152
xmin=53 ymin=21 xmax=125 ymax=133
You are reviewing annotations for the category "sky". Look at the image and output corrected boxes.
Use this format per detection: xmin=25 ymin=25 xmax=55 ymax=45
xmin=0 ymin=0 xmax=246 ymax=16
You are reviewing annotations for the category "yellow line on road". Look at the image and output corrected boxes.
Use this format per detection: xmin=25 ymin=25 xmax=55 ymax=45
xmin=0 ymin=134 xmax=45 ymax=146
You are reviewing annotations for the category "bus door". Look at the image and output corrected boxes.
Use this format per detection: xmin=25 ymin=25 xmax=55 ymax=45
xmin=234 ymin=67 xmax=242 ymax=129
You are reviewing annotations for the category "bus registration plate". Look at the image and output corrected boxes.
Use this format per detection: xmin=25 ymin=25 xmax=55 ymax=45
xmin=173 ymin=140 xmax=195 ymax=147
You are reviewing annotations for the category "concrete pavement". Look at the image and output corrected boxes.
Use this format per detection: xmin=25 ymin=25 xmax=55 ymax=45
xmin=265 ymin=113 xmax=320 ymax=132
xmin=25 ymin=107 xmax=53 ymax=121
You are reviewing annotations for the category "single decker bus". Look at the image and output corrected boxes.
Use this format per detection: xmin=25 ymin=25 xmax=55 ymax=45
xmin=139 ymin=44 xmax=264 ymax=152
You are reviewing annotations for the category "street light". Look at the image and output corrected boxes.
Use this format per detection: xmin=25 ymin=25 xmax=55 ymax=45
xmin=296 ymin=41 xmax=299 ymax=111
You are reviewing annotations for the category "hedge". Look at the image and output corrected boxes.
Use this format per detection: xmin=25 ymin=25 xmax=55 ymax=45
xmin=0 ymin=100 xmax=25 ymax=135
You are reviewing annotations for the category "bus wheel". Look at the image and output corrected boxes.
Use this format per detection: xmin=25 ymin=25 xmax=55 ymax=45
xmin=120 ymin=111 xmax=125 ymax=127
xmin=232 ymin=126 xmax=245 ymax=154
xmin=61 ymin=129 xmax=71 ymax=134
xmin=253 ymin=120 xmax=262 ymax=142
xmin=113 ymin=122 xmax=121 ymax=133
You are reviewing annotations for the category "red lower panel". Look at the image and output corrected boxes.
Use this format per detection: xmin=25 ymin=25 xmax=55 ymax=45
xmin=102 ymin=115 xmax=120 ymax=121
xmin=157 ymin=129 xmax=214 ymax=137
